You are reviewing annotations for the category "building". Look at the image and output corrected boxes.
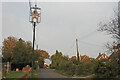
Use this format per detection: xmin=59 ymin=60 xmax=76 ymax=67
xmin=80 ymin=55 xmax=89 ymax=62
xmin=113 ymin=44 xmax=120 ymax=53
xmin=109 ymin=44 xmax=120 ymax=62
xmin=70 ymin=56 xmax=77 ymax=60
xmin=69 ymin=55 xmax=89 ymax=62
xmin=96 ymin=53 xmax=108 ymax=61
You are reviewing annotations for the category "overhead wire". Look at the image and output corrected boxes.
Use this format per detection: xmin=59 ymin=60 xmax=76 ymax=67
xmin=79 ymin=40 xmax=103 ymax=47
xmin=64 ymin=31 xmax=77 ymax=55
xmin=77 ymin=29 xmax=104 ymax=49
xmin=64 ymin=29 xmax=102 ymax=56
xmin=65 ymin=41 xmax=75 ymax=55
xmin=78 ymin=29 xmax=99 ymax=40
xmin=29 ymin=1 xmax=103 ymax=55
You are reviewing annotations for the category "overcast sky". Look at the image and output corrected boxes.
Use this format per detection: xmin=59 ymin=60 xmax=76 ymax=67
xmin=1 ymin=2 xmax=118 ymax=58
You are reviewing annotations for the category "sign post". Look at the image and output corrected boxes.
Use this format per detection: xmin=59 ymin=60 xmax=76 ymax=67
xmin=29 ymin=4 xmax=41 ymax=71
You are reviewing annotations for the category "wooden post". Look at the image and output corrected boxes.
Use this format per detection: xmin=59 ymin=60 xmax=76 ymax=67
xmin=76 ymin=39 xmax=79 ymax=61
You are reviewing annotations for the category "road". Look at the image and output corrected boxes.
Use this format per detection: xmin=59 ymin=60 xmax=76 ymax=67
xmin=38 ymin=68 xmax=68 ymax=78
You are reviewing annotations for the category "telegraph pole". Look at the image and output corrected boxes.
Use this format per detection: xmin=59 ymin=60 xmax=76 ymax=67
xmin=76 ymin=39 xmax=79 ymax=62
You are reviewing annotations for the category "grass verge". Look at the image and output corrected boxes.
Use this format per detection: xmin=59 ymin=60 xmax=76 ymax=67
xmin=54 ymin=69 xmax=93 ymax=78
xmin=6 ymin=71 xmax=23 ymax=78
xmin=54 ymin=70 xmax=72 ymax=77
xmin=31 ymin=70 xmax=38 ymax=78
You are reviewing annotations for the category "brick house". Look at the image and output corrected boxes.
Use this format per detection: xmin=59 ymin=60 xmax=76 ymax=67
xmin=96 ymin=53 xmax=108 ymax=61
xmin=109 ymin=44 xmax=120 ymax=62
xmin=80 ymin=55 xmax=89 ymax=62
xmin=69 ymin=55 xmax=89 ymax=62
xmin=69 ymin=56 xmax=77 ymax=61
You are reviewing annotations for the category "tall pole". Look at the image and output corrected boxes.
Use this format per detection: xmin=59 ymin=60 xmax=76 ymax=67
xmin=29 ymin=0 xmax=41 ymax=71
xmin=33 ymin=22 xmax=36 ymax=51
xmin=76 ymin=39 xmax=79 ymax=62
xmin=32 ymin=22 xmax=36 ymax=71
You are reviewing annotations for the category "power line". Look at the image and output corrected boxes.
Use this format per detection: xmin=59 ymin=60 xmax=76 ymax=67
xmin=78 ymin=30 xmax=100 ymax=40
xmin=79 ymin=40 xmax=103 ymax=47
xmin=65 ymin=41 xmax=75 ymax=55
xmin=64 ymin=30 xmax=100 ymax=56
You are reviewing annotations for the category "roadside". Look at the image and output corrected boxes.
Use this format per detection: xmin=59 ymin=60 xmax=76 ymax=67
xmin=54 ymin=70 xmax=72 ymax=77
xmin=6 ymin=71 xmax=23 ymax=78
xmin=5 ymin=69 xmax=36 ymax=78
xmin=31 ymin=69 xmax=39 ymax=78
xmin=72 ymin=74 xmax=95 ymax=78
xmin=54 ymin=69 xmax=94 ymax=78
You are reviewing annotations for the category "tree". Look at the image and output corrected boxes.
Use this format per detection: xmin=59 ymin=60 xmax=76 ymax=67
xmin=98 ymin=9 xmax=120 ymax=53
xmin=35 ymin=49 xmax=49 ymax=68
xmin=12 ymin=38 xmax=39 ymax=70
xmin=35 ymin=49 xmax=49 ymax=59
xmin=98 ymin=8 xmax=120 ymax=77
xmin=50 ymin=50 xmax=63 ymax=69
xmin=94 ymin=61 xmax=119 ymax=78
xmin=69 ymin=56 xmax=79 ymax=65
xmin=50 ymin=50 xmax=78 ymax=76
xmin=2 ymin=36 xmax=17 ymax=62
xmin=50 ymin=50 xmax=98 ymax=76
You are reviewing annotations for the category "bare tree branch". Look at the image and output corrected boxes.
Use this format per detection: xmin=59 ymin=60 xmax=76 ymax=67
xmin=98 ymin=9 xmax=120 ymax=54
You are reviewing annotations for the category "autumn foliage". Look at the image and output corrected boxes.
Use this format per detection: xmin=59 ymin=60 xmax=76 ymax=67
xmin=35 ymin=49 xmax=49 ymax=59
xmin=2 ymin=36 xmax=17 ymax=62
xmin=2 ymin=36 xmax=49 ymax=69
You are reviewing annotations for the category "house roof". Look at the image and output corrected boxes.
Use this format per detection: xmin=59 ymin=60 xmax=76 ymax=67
xmin=113 ymin=46 xmax=117 ymax=49
xmin=113 ymin=44 xmax=120 ymax=49
xmin=80 ymin=55 xmax=89 ymax=61
xmin=96 ymin=53 xmax=108 ymax=60
xmin=109 ymin=44 xmax=120 ymax=60
xmin=70 ymin=55 xmax=89 ymax=62
xmin=69 ymin=56 xmax=77 ymax=61
xmin=96 ymin=53 xmax=102 ymax=60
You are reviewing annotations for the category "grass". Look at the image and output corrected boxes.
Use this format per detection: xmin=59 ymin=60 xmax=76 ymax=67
xmin=6 ymin=71 xmax=23 ymax=78
xmin=31 ymin=69 xmax=39 ymax=78
xmin=54 ymin=70 xmax=93 ymax=78
xmin=73 ymin=74 xmax=88 ymax=77
xmin=54 ymin=70 xmax=72 ymax=77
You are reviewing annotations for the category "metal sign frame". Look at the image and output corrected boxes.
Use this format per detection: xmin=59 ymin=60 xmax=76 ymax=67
xmin=29 ymin=6 xmax=41 ymax=23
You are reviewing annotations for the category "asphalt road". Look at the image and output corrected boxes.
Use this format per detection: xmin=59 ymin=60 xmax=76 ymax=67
xmin=38 ymin=68 xmax=68 ymax=78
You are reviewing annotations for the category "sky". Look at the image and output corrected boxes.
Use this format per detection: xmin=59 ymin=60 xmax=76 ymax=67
xmin=1 ymin=1 xmax=118 ymax=58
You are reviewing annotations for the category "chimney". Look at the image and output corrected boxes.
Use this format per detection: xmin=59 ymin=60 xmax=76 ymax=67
xmin=99 ymin=53 xmax=101 ymax=55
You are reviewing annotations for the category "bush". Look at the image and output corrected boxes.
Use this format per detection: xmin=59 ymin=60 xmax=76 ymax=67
xmin=74 ymin=61 xmax=95 ymax=76
xmin=51 ymin=50 xmax=97 ymax=76
xmin=94 ymin=61 xmax=119 ymax=78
